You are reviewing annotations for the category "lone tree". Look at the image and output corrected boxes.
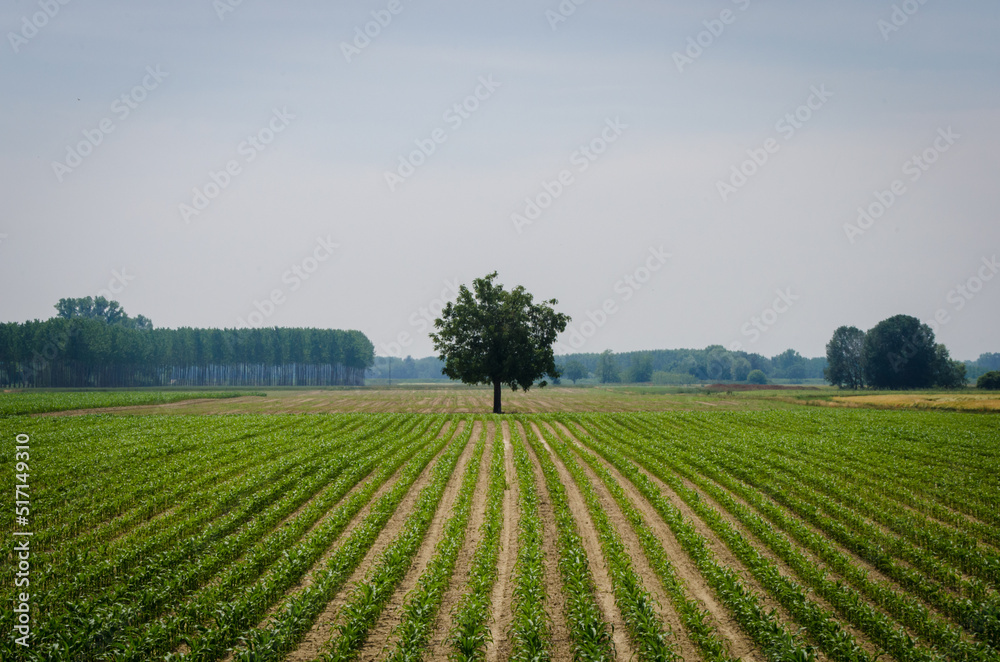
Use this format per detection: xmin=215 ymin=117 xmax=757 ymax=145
xmin=430 ymin=272 xmax=570 ymax=414
xmin=824 ymin=325 xmax=866 ymax=389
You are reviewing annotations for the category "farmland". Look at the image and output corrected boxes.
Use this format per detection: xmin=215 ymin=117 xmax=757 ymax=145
xmin=2 ymin=403 xmax=999 ymax=661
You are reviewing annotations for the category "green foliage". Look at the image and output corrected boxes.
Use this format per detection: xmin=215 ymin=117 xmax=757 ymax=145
xmin=825 ymin=325 xmax=866 ymax=389
xmin=562 ymin=359 xmax=587 ymax=384
xmin=730 ymin=356 xmax=752 ymax=382
xmin=0 ymin=319 xmax=374 ymax=387
xmin=933 ymin=344 xmax=968 ymax=388
xmin=627 ymin=353 xmax=654 ymax=383
xmin=447 ymin=425 xmax=506 ymax=661
xmin=55 ymin=296 xmax=152 ymax=330
xmin=862 ymin=315 xmax=937 ymax=389
xmin=556 ymin=347 xmax=829 ymax=383
xmin=747 ymin=369 xmax=767 ymax=385
xmin=5 ymin=409 xmax=999 ymax=662
xmin=596 ymin=349 xmax=620 ymax=384
xmin=508 ymin=424 xmax=552 ymax=661
xmin=978 ymin=371 xmax=1000 ymax=390
xmin=431 ymin=272 xmax=569 ymax=413
xmin=521 ymin=423 xmax=615 ymax=660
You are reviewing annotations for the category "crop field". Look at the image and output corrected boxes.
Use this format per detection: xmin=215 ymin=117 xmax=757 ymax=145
xmin=2 ymin=407 xmax=999 ymax=662
xmin=17 ymin=386 xmax=820 ymax=417
xmin=0 ymin=391 xmax=264 ymax=417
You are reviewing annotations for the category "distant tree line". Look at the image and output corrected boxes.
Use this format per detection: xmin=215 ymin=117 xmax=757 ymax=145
xmin=370 ymin=345 xmax=827 ymax=385
xmin=557 ymin=346 xmax=825 ymax=385
xmin=368 ymin=355 xmax=448 ymax=381
xmin=0 ymin=297 xmax=374 ymax=388
xmin=965 ymin=352 xmax=1000 ymax=383
xmin=824 ymin=314 xmax=970 ymax=390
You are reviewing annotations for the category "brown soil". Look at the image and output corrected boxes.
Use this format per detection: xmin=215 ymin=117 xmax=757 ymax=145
xmin=716 ymin=468 xmax=959 ymax=630
xmin=354 ymin=421 xmax=484 ymax=661
xmin=487 ymin=421 xmax=520 ymax=662
xmin=529 ymin=422 xmax=635 ymax=660
xmin=284 ymin=421 xmax=467 ymax=661
xmin=562 ymin=421 xmax=760 ymax=662
xmin=516 ymin=421 xmax=574 ymax=662
xmin=425 ymin=422 xmax=499 ymax=660
xmin=675 ymin=471 xmax=883 ymax=658
xmin=549 ymin=422 xmax=700 ymax=661
xmin=574 ymin=420 xmax=818 ymax=657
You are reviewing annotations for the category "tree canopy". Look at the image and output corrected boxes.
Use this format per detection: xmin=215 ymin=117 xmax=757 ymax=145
xmin=978 ymin=371 xmax=1000 ymax=390
xmin=824 ymin=325 xmax=865 ymax=389
xmin=1 ymin=302 xmax=374 ymax=387
xmin=55 ymin=296 xmax=152 ymax=330
xmin=430 ymin=272 xmax=569 ymax=413
xmin=561 ymin=359 xmax=587 ymax=384
xmin=821 ymin=315 xmax=968 ymax=390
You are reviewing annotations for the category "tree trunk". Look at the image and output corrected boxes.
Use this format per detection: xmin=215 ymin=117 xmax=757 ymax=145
xmin=493 ymin=379 xmax=502 ymax=414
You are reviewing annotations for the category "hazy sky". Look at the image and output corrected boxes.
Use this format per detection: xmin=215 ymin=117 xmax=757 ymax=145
xmin=2 ymin=1 xmax=998 ymax=360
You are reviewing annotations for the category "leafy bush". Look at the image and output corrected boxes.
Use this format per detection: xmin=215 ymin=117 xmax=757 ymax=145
xmin=747 ymin=369 xmax=767 ymax=385
xmin=977 ymin=371 xmax=1000 ymax=390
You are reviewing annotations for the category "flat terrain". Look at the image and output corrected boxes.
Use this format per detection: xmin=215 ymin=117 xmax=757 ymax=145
xmin=26 ymin=385 xmax=818 ymax=416
xmin=2 ymin=395 xmax=998 ymax=662
xmin=832 ymin=392 xmax=1000 ymax=411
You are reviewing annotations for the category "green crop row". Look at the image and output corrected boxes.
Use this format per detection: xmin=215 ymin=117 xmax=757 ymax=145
xmin=520 ymin=421 xmax=615 ymax=661
xmin=447 ymin=421 xmax=507 ymax=661
xmin=537 ymin=422 xmax=680 ymax=662
xmin=507 ymin=421 xmax=552 ymax=662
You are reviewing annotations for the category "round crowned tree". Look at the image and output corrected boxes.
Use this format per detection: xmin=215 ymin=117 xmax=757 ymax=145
xmin=430 ymin=272 xmax=569 ymax=414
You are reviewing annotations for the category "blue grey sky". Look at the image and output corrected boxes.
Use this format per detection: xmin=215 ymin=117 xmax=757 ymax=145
xmin=2 ymin=0 xmax=998 ymax=360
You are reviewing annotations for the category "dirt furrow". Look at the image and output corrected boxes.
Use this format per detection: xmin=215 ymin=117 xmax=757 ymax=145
xmin=674 ymin=470 xmax=883 ymax=658
xmin=284 ymin=421 xmax=467 ymax=662
xmin=563 ymin=421 xmax=761 ymax=662
xmin=487 ymin=420 xmax=519 ymax=662
xmin=551 ymin=422 xmax=701 ymax=661
xmin=694 ymin=463 xmax=948 ymax=642
xmin=529 ymin=422 xmax=635 ymax=660
xmin=421 ymin=422 xmax=498 ymax=660
xmin=356 ymin=420 xmax=483 ymax=662
xmin=569 ymin=422 xmax=811 ymax=659
xmin=516 ymin=421 xmax=574 ymax=662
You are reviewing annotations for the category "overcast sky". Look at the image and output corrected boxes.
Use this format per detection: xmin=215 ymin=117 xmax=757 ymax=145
xmin=2 ymin=1 xmax=998 ymax=360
